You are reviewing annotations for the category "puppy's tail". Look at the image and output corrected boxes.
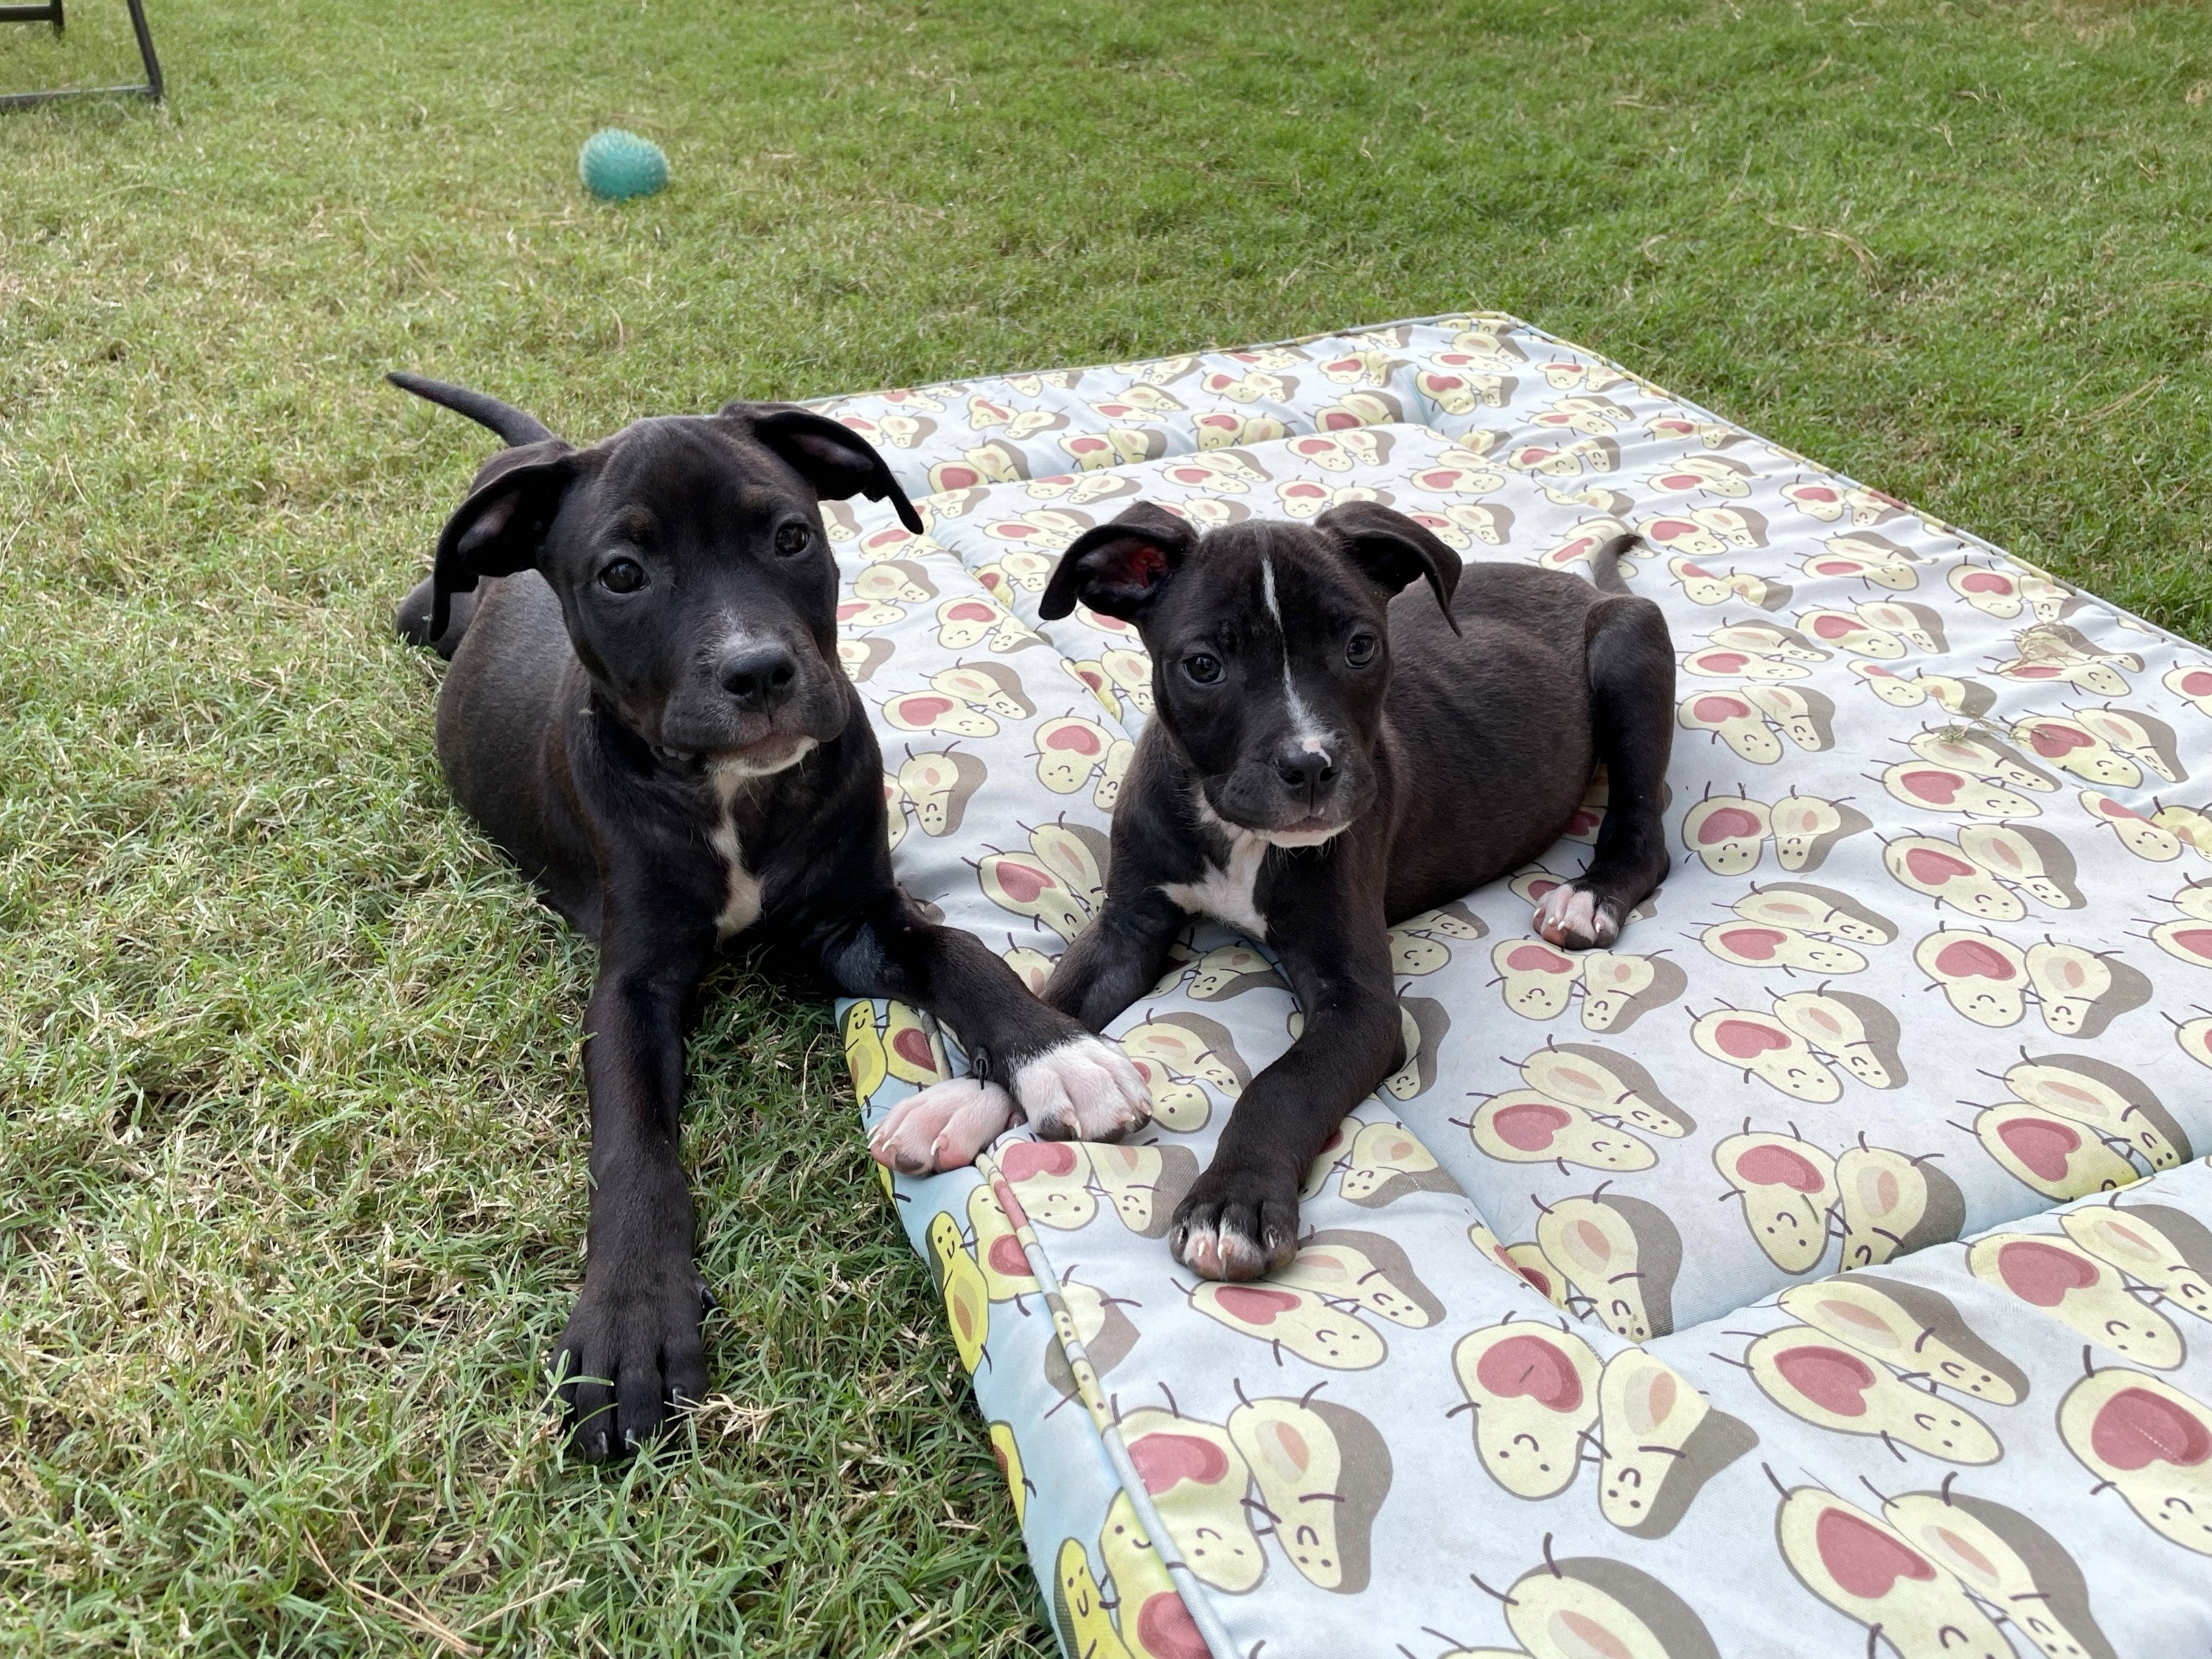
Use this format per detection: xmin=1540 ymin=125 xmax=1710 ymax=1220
xmin=1587 ymin=532 xmax=1641 ymax=594
xmin=386 ymin=372 xmax=556 ymax=447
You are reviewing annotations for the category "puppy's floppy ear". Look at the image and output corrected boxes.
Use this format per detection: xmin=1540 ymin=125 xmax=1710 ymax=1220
xmin=431 ymin=439 xmax=580 ymax=639
xmin=723 ymin=402 xmax=927 ymax=535
xmin=1317 ymin=499 xmax=1463 ymax=633
xmin=1039 ymin=501 xmax=1195 ymax=623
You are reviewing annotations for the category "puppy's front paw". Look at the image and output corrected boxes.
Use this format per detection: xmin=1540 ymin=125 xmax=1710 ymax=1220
xmin=553 ymin=1263 xmax=711 ymax=1462
xmin=868 ymin=1077 xmax=1018 ymax=1175
xmin=1534 ymin=880 xmax=1622 ymax=950
xmin=1015 ymin=1035 xmax=1151 ymax=1142
xmin=1170 ymin=1165 xmax=1299 ymax=1282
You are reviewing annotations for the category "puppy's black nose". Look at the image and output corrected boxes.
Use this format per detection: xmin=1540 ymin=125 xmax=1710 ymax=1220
xmin=1273 ymin=747 xmax=1336 ymax=799
xmin=719 ymin=643 xmax=798 ymax=709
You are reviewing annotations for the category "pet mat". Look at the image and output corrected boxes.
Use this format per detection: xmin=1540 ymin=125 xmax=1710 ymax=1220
xmin=816 ymin=316 xmax=2212 ymax=1658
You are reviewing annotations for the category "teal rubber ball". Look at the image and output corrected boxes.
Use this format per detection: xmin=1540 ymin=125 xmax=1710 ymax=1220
xmin=578 ymin=128 xmax=668 ymax=201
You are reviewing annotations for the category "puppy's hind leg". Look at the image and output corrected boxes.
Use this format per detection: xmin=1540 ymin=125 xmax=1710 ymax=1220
xmin=1535 ymin=593 xmax=1676 ymax=950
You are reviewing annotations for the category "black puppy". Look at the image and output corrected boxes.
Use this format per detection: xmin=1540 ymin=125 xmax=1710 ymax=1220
xmin=1036 ymin=501 xmax=1674 ymax=1281
xmin=390 ymin=375 xmax=1149 ymax=1458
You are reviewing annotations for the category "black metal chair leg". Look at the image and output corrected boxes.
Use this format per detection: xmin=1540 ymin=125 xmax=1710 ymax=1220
xmin=125 ymin=0 xmax=159 ymax=100
xmin=0 ymin=0 xmax=163 ymax=111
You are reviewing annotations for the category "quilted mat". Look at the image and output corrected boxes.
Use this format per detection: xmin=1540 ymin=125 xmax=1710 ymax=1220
xmin=812 ymin=316 xmax=2212 ymax=1658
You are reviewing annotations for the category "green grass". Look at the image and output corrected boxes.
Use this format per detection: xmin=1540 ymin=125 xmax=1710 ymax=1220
xmin=3 ymin=0 xmax=2210 ymax=1652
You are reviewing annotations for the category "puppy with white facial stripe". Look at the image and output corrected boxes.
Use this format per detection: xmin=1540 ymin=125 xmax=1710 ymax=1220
xmin=1038 ymin=501 xmax=1674 ymax=1281
xmin=389 ymin=375 xmax=1147 ymax=1461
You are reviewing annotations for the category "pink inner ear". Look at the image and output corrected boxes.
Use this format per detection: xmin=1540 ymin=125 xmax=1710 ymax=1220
xmin=1115 ymin=542 xmax=1169 ymax=588
xmin=456 ymin=493 xmax=520 ymax=557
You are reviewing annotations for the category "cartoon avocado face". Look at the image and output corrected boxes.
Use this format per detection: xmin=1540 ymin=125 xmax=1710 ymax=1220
xmin=1123 ymin=1054 xmax=1210 ymax=1133
xmin=2011 ymin=716 xmax=2139 ymax=787
xmin=1339 ymin=1119 xmax=1460 ymax=1206
xmin=1770 ymin=790 xmax=1867 ymax=870
xmin=1881 ymin=1489 xmax=2119 ymax=1659
xmin=995 ymin=1137 xmax=1097 ymax=1230
xmin=1834 ymin=1146 xmax=1964 ymax=1267
xmin=2058 ymin=1368 xmax=2212 ymax=1555
xmin=1775 ymin=1487 xmax=2011 ymax=1659
xmin=1382 ymin=996 xmax=1450 ymax=1100
xmin=1701 ymin=917 xmax=1868 ymax=972
xmin=1183 ymin=942 xmax=1285 ymax=1001
xmin=1907 ymin=728 xmax=2054 ymax=793
xmin=1956 ymin=822 xmax=2081 ymax=908
xmin=1777 ymin=1275 xmax=2027 ymax=1405
xmin=1536 ymin=1193 xmax=1681 ymax=1340
xmin=978 ymin=848 xmax=1091 ymax=939
xmin=1969 ymin=1231 xmax=2183 ymax=1366
xmin=1116 ymin=1407 xmax=1264 ymax=1593
xmin=1088 ymin=1141 xmax=1200 ymax=1239
xmin=1097 ymin=1492 xmax=1207 ymax=1659
xmin=1188 ymin=1281 xmax=1386 ymax=1371
xmin=2079 ymin=788 xmax=2181 ymax=861
xmin=2063 ymin=1201 xmax=2212 ymax=1322
xmin=966 ymin=1180 xmax=1038 ymax=1301
xmin=1226 ymin=1394 xmax=1391 ymax=1593
xmin=1975 ymin=1103 xmax=2138 ymax=1201
xmin=1519 ymin=1045 xmax=1694 ymax=1137
xmin=1120 ymin=1012 xmax=1249 ymax=1096
xmin=1052 ymin=1537 xmax=1134 ymax=1659
xmin=1732 ymin=881 xmax=1896 ymax=945
xmin=1747 ymin=1326 xmax=2001 ymax=1462
xmin=1713 ymin=1131 xmax=1838 ymax=1272
xmin=1886 ymin=834 xmax=2026 ymax=920
xmin=1914 ymin=928 xmax=2030 ymax=1026
xmin=1681 ymin=793 xmax=1771 ymax=875
xmin=2025 ymin=942 xmax=2150 ymax=1039
xmin=926 ymin=1212 xmax=990 ymax=1374
xmin=1882 ymin=759 xmax=2042 ymax=819
xmin=843 ymin=1002 xmax=887 ymax=1101
xmin=1693 ymin=1010 xmax=1841 ymax=1104
xmin=1773 ymin=989 xmax=1906 ymax=1089
xmin=1470 ymin=1091 xmax=1657 ymax=1172
xmin=1274 ymin=1229 xmax=1445 ymax=1329
xmin=1595 ymin=1348 xmax=1756 ymax=1539
xmin=896 ymin=748 xmax=988 ymax=834
xmin=1492 ymin=936 xmax=1582 ymax=1019
xmin=2008 ymin=1057 xmax=2177 ymax=1177
xmin=1502 ymin=1555 xmax=1723 ymax=1659
xmin=1452 ymin=1320 xmax=1604 ymax=1499
xmin=1575 ymin=950 xmax=1686 ymax=1032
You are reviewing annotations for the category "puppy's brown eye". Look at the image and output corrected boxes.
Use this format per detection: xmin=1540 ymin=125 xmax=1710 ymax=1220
xmin=1346 ymin=632 xmax=1379 ymax=667
xmin=599 ymin=557 xmax=647 ymax=594
xmin=774 ymin=521 xmax=812 ymax=556
xmin=1183 ymin=653 xmax=1223 ymax=685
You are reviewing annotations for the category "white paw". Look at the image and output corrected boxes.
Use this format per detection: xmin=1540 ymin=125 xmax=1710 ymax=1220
xmin=1534 ymin=881 xmax=1620 ymax=950
xmin=1013 ymin=1036 xmax=1151 ymax=1142
xmin=867 ymin=1078 xmax=1018 ymax=1175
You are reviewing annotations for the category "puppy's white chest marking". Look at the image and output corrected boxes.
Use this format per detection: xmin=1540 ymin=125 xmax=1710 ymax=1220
xmin=707 ymin=765 xmax=765 ymax=942
xmin=1161 ymin=827 xmax=1267 ymax=941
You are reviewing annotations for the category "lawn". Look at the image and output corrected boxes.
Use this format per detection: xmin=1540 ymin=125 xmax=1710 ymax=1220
xmin=3 ymin=0 xmax=2210 ymax=1652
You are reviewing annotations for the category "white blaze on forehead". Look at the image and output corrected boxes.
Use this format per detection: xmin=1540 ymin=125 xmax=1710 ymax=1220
xmin=1259 ymin=555 xmax=1329 ymax=760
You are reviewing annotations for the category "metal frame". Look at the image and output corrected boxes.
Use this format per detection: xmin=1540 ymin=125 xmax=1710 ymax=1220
xmin=1 ymin=0 xmax=163 ymax=111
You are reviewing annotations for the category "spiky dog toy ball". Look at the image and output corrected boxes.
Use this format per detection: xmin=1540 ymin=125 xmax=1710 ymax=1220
xmin=578 ymin=128 xmax=668 ymax=201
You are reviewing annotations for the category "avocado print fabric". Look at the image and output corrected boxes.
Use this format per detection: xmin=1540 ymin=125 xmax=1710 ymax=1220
xmin=820 ymin=316 xmax=2212 ymax=1656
